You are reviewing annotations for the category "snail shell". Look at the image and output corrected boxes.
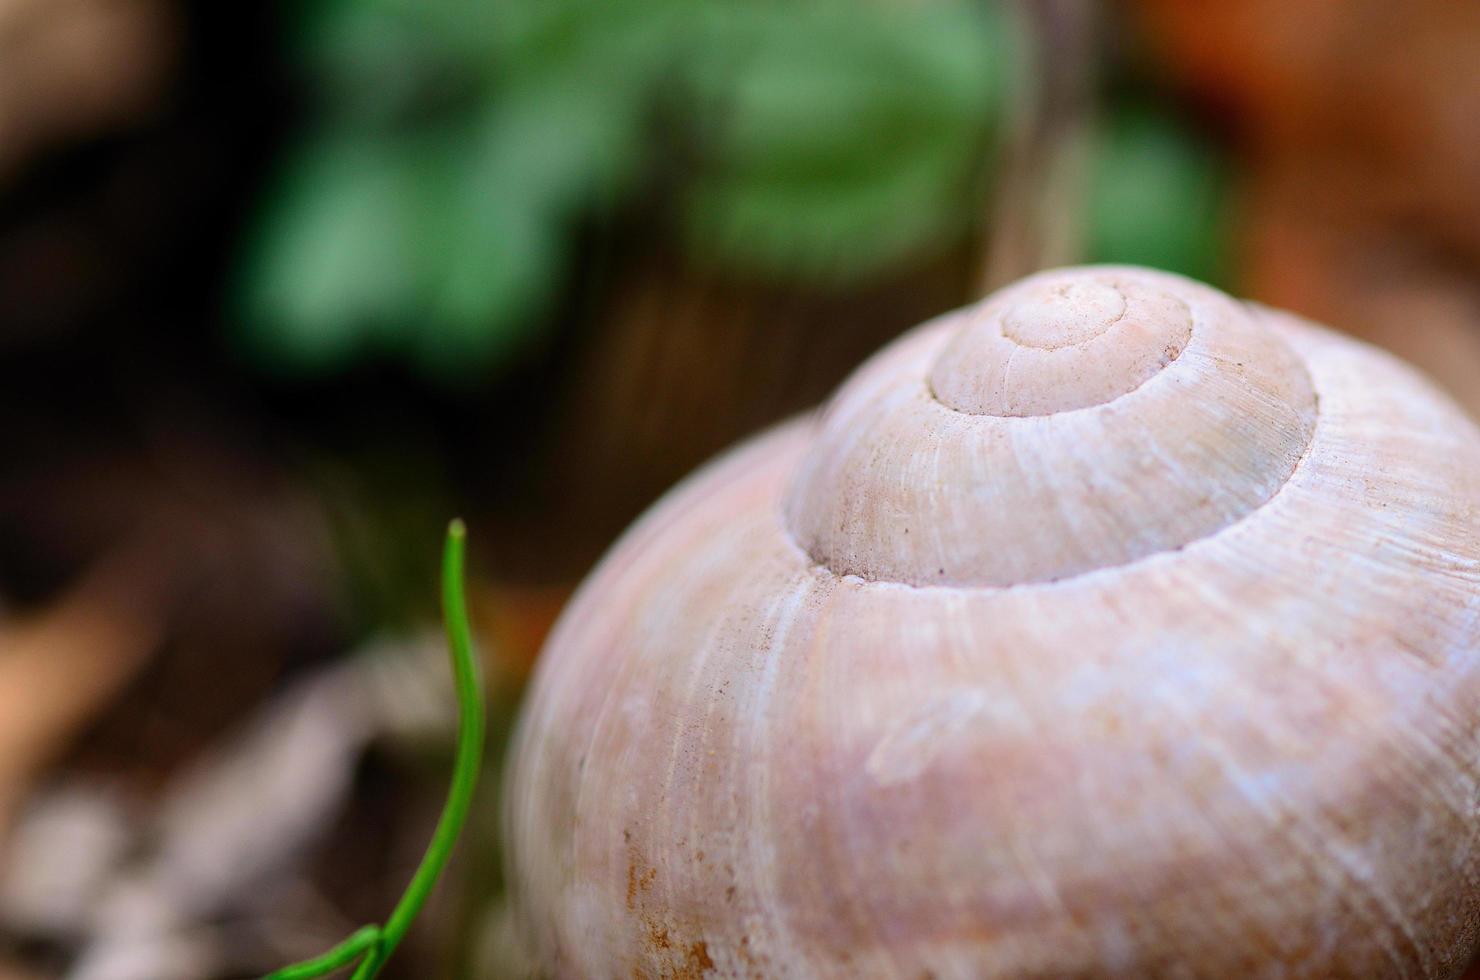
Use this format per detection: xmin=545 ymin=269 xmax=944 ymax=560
xmin=505 ymin=267 xmax=1480 ymax=978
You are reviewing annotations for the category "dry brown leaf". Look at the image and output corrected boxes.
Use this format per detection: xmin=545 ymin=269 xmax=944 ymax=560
xmin=1239 ymin=164 xmax=1480 ymax=416
xmin=0 ymin=0 xmax=179 ymax=183
xmin=0 ymin=546 xmax=169 ymax=832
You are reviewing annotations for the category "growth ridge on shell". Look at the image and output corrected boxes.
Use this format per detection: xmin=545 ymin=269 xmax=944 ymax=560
xmin=784 ymin=266 xmax=1319 ymax=588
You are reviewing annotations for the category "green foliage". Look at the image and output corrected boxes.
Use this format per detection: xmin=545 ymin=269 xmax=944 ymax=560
xmin=236 ymin=0 xmax=1016 ymax=377
xmin=1085 ymin=105 xmax=1229 ymax=286
xmin=683 ymin=2 xmax=1010 ymax=280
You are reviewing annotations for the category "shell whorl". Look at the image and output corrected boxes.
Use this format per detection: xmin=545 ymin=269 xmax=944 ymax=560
xmin=784 ymin=266 xmax=1319 ymax=587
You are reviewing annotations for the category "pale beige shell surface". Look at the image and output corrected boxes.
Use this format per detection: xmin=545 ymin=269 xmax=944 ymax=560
xmin=505 ymin=267 xmax=1480 ymax=978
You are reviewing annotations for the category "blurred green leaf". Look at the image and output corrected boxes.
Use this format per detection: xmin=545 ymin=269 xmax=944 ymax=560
xmin=237 ymin=0 xmax=1017 ymax=378
xmin=491 ymin=0 xmax=692 ymax=88
xmin=237 ymin=134 xmax=427 ymax=369
xmin=688 ymin=141 xmax=967 ymax=282
xmin=684 ymin=1 xmax=1012 ymax=279
xmin=413 ymin=97 xmax=629 ymax=375
xmin=287 ymin=1 xmax=472 ymax=125
xmin=1085 ymin=105 xmax=1229 ymax=285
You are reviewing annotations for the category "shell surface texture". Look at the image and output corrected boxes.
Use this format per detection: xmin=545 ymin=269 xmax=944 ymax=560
xmin=505 ymin=266 xmax=1480 ymax=978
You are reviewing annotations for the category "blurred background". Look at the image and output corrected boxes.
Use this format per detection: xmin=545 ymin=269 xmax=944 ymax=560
xmin=0 ymin=0 xmax=1477 ymax=977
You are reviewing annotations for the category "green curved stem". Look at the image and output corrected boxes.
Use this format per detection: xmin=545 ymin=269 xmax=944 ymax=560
xmin=263 ymin=926 xmax=380 ymax=980
xmin=265 ymin=520 xmax=486 ymax=980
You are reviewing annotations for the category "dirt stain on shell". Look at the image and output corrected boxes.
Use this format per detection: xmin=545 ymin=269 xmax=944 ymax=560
xmin=626 ymin=833 xmax=716 ymax=977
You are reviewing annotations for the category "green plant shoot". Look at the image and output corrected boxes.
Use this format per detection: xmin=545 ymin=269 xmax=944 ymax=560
xmin=264 ymin=520 xmax=486 ymax=980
